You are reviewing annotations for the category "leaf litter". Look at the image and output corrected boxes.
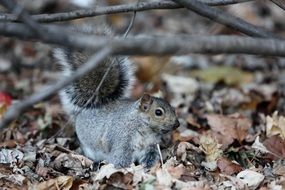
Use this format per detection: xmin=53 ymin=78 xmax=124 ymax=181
xmin=1 ymin=0 xmax=285 ymax=189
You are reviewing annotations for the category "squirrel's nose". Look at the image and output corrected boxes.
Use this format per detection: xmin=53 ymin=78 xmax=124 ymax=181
xmin=173 ymin=119 xmax=180 ymax=129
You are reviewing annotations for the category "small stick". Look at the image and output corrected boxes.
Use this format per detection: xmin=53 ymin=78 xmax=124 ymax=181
xmin=157 ymin=143 xmax=164 ymax=166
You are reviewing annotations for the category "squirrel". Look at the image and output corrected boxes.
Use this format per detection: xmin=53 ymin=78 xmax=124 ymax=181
xmin=54 ymin=38 xmax=180 ymax=169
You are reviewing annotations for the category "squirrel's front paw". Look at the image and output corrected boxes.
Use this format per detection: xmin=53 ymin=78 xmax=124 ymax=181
xmin=139 ymin=149 xmax=160 ymax=168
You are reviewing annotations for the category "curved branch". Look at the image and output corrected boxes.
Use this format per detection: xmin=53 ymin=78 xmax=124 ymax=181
xmin=0 ymin=23 xmax=284 ymax=57
xmin=0 ymin=0 xmax=253 ymax=23
xmin=271 ymin=0 xmax=285 ymax=10
xmin=172 ymin=0 xmax=278 ymax=39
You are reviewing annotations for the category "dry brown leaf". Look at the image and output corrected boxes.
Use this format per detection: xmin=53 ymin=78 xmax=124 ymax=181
xmin=70 ymin=153 xmax=93 ymax=168
xmin=53 ymin=152 xmax=92 ymax=172
xmin=132 ymin=56 xmax=170 ymax=83
xmin=95 ymin=164 xmax=121 ymax=181
xmin=206 ymin=113 xmax=251 ymax=145
xmin=186 ymin=115 xmax=201 ymax=128
xmin=263 ymin=135 xmax=285 ymax=159
xmin=36 ymin=166 xmax=49 ymax=178
xmin=199 ymin=135 xmax=223 ymax=162
xmin=272 ymin=160 xmax=285 ymax=176
xmin=106 ymin=172 xmax=133 ymax=190
xmin=0 ymin=173 xmax=27 ymax=187
xmin=32 ymin=176 xmax=73 ymax=190
xmin=210 ymin=132 xmax=234 ymax=150
xmin=172 ymin=128 xmax=197 ymax=142
xmin=176 ymin=142 xmax=201 ymax=161
xmin=167 ymin=164 xmax=186 ymax=180
xmin=266 ymin=111 xmax=285 ymax=139
xmin=0 ymin=140 xmax=17 ymax=148
xmin=217 ymin=157 xmax=242 ymax=175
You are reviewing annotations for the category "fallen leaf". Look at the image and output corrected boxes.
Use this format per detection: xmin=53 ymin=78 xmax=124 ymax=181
xmin=162 ymin=74 xmax=199 ymax=95
xmin=199 ymin=135 xmax=223 ymax=162
xmin=0 ymin=139 xmax=17 ymax=148
xmin=36 ymin=165 xmax=49 ymax=178
xmin=167 ymin=164 xmax=187 ymax=180
xmin=0 ymin=91 xmax=12 ymax=119
xmin=53 ymin=152 xmax=92 ymax=172
xmin=201 ymin=161 xmax=217 ymax=171
xmin=156 ymin=168 xmax=172 ymax=187
xmin=0 ymin=173 xmax=26 ymax=187
xmin=236 ymin=169 xmax=264 ymax=189
xmin=211 ymin=132 xmax=234 ymax=150
xmin=95 ymin=164 xmax=122 ymax=181
xmin=252 ymin=136 xmax=269 ymax=154
xmin=221 ymin=175 xmax=246 ymax=189
xmin=217 ymin=157 xmax=242 ymax=175
xmin=127 ymin=165 xmax=151 ymax=186
xmin=32 ymin=176 xmax=73 ymax=190
xmin=272 ymin=160 xmax=285 ymax=176
xmin=266 ymin=111 xmax=285 ymax=139
xmin=176 ymin=142 xmax=201 ymax=161
xmin=132 ymin=56 xmax=170 ymax=83
xmin=191 ymin=66 xmax=253 ymax=85
xmin=0 ymin=149 xmax=23 ymax=164
xmin=206 ymin=113 xmax=251 ymax=146
xmin=186 ymin=115 xmax=202 ymax=128
xmin=172 ymin=128 xmax=197 ymax=142
xmin=162 ymin=74 xmax=199 ymax=106
xmin=70 ymin=153 xmax=93 ymax=168
xmin=174 ymin=179 xmax=211 ymax=190
xmin=106 ymin=172 xmax=133 ymax=190
xmin=263 ymin=135 xmax=285 ymax=159
xmin=267 ymin=180 xmax=284 ymax=190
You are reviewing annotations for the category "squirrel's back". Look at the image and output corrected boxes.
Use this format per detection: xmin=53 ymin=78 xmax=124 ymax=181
xmin=54 ymin=48 xmax=134 ymax=114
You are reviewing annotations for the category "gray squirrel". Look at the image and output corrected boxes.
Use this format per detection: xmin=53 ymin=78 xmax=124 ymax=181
xmin=54 ymin=43 xmax=180 ymax=169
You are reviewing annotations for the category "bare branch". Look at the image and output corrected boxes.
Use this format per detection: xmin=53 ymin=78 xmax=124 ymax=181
xmin=0 ymin=0 xmax=253 ymax=23
xmin=0 ymin=23 xmax=284 ymax=57
xmin=271 ymin=0 xmax=285 ymax=10
xmin=172 ymin=0 xmax=279 ymax=39
xmin=0 ymin=0 xmax=46 ymax=38
xmin=0 ymin=47 xmax=112 ymax=129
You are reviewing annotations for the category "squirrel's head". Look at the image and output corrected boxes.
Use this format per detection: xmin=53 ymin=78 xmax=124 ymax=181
xmin=138 ymin=93 xmax=180 ymax=133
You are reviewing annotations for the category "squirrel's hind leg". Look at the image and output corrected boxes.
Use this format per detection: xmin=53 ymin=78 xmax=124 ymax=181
xmin=139 ymin=145 xmax=160 ymax=168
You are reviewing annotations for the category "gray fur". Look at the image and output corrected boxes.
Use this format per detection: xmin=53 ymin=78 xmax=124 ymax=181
xmin=75 ymin=99 xmax=178 ymax=168
xmin=54 ymin=47 xmax=179 ymax=168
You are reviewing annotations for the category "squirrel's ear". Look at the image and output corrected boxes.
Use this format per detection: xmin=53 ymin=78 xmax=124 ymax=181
xmin=139 ymin=93 xmax=153 ymax=111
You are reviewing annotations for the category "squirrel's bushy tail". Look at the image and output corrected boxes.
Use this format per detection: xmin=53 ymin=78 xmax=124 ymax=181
xmin=54 ymin=48 xmax=134 ymax=114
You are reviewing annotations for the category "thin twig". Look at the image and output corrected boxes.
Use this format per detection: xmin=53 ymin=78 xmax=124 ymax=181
xmin=172 ymin=0 xmax=279 ymax=39
xmin=0 ymin=47 xmax=112 ymax=129
xmin=156 ymin=144 xmax=164 ymax=166
xmin=0 ymin=0 xmax=253 ymax=23
xmin=123 ymin=10 xmax=136 ymax=37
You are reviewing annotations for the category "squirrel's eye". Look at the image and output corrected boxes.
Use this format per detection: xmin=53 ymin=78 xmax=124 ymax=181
xmin=155 ymin=108 xmax=164 ymax=117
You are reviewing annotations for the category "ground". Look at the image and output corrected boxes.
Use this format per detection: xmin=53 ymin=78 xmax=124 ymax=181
xmin=1 ymin=0 xmax=285 ymax=189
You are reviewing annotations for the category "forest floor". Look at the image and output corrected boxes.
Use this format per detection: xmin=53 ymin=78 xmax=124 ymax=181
xmin=1 ymin=0 xmax=285 ymax=189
